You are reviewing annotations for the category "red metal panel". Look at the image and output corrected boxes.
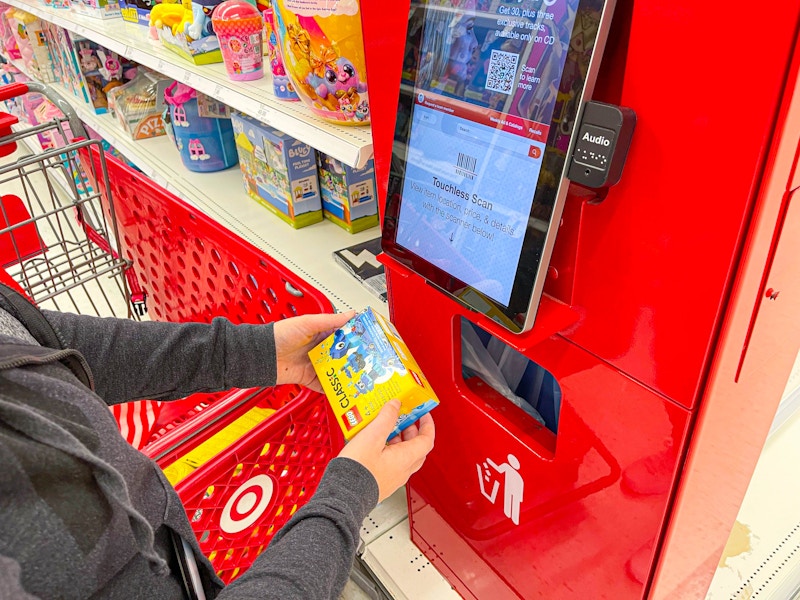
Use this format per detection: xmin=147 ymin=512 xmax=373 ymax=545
xmin=549 ymin=3 xmax=800 ymax=409
xmin=389 ymin=263 xmax=690 ymax=600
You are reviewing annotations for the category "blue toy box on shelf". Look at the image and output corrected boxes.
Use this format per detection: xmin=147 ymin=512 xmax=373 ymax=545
xmin=164 ymin=82 xmax=238 ymax=173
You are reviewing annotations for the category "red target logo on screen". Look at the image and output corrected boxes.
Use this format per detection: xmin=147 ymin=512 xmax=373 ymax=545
xmin=220 ymin=474 xmax=275 ymax=535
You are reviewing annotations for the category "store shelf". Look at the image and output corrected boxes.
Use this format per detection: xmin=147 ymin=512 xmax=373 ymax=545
xmin=5 ymin=56 xmax=385 ymax=313
xmin=6 ymin=0 xmax=373 ymax=168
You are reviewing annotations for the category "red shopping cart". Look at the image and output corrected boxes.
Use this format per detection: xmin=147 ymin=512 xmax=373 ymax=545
xmin=78 ymin=133 xmax=343 ymax=584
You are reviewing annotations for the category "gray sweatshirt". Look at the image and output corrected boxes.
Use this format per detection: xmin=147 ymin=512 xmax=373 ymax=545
xmin=0 ymin=309 xmax=378 ymax=599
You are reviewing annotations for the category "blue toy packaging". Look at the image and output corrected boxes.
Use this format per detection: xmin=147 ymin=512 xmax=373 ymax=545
xmin=309 ymin=307 xmax=439 ymax=441
xmin=231 ymin=110 xmax=322 ymax=228
xmin=164 ymin=82 xmax=238 ymax=172
xmin=317 ymin=152 xmax=378 ymax=233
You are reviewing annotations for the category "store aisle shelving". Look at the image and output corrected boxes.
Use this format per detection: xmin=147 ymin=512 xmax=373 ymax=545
xmin=4 ymin=0 xmax=373 ymax=169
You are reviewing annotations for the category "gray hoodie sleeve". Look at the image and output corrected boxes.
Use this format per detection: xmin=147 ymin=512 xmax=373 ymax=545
xmin=41 ymin=311 xmax=276 ymax=405
xmin=219 ymin=457 xmax=379 ymax=600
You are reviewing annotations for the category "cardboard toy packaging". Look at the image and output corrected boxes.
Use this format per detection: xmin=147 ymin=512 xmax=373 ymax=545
xmin=231 ymin=110 xmax=322 ymax=228
xmin=317 ymin=152 xmax=378 ymax=233
xmin=309 ymin=307 xmax=439 ymax=441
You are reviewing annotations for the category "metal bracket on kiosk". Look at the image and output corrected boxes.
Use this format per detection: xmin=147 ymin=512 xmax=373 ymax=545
xmin=567 ymin=101 xmax=636 ymax=190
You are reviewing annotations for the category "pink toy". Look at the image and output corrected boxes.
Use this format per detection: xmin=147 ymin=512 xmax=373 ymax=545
xmin=211 ymin=0 xmax=263 ymax=82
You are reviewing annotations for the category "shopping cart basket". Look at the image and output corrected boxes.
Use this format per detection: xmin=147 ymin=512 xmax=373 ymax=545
xmin=0 ymin=81 xmax=143 ymax=318
xmin=78 ymin=143 xmax=344 ymax=584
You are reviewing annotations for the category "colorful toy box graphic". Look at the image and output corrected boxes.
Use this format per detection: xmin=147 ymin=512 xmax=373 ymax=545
xmin=309 ymin=307 xmax=439 ymax=441
xmin=231 ymin=110 xmax=322 ymax=228
xmin=71 ymin=38 xmax=137 ymax=114
xmin=70 ymin=0 xmax=122 ymax=19
xmin=317 ymin=152 xmax=378 ymax=233
xmin=41 ymin=24 xmax=90 ymax=105
xmin=119 ymin=0 xmax=153 ymax=25
xmin=7 ymin=8 xmax=56 ymax=83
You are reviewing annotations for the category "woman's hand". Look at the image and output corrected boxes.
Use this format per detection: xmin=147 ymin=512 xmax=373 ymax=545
xmin=273 ymin=311 xmax=355 ymax=392
xmin=339 ymin=400 xmax=436 ymax=503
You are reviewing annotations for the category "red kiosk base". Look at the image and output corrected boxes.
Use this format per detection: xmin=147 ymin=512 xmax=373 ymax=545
xmin=362 ymin=1 xmax=800 ymax=598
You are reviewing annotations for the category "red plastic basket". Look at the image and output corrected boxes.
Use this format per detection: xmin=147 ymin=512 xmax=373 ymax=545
xmin=78 ymin=146 xmax=344 ymax=583
xmin=146 ymin=386 xmax=338 ymax=584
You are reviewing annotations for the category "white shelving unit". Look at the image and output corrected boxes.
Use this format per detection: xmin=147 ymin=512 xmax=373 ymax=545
xmin=4 ymin=58 xmax=385 ymax=314
xmin=5 ymin=0 xmax=373 ymax=168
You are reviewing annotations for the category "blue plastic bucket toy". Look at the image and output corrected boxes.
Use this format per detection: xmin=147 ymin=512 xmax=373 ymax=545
xmin=163 ymin=82 xmax=238 ymax=173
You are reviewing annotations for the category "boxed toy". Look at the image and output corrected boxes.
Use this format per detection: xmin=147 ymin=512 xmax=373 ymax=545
xmin=317 ymin=152 xmax=378 ymax=233
xmin=149 ymin=0 xmax=223 ymax=65
xmin=231 ymin=111 xmax=322 ymax=228
xmin=118 ymin=0 xmax=151 ymax=25
xmin=309 ymin=307 xmax=439 ymax=441
xmin=41 ymin=24 xmax=90 ymax=105
xmin=72 ymin=39 xmax=137 ymax=113
xmin=107 ymin=68 xmax=169 ymax=139
xmin=7 ymin=8 xmax=56 ymax=82
xmin=70 ymin=0 xmax=122 ymax=19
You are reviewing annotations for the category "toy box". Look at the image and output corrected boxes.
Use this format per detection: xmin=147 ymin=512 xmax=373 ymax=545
xmin=309 ymin=307 xmax=439 ymax=441
xmin=149 ymin=0 xmax=223 ymax=66
xmin=71 ymin=39 xmax=137 ymax=114
xmin=231 ymin=111 xmax=322 ymax=228
xmin=107 ymin=68 xmax=169 ymax=139
xmin=7 ymin=8 xmax=56 ymax=82
xmin=118 ymin=0 xmax=151 ymax=25
xmin=41 ymin=24 xmax=89 ymax=105
xmin=70 ymin=0 xmax=121 ymax=19
xmin=317 ymin=153 xmax=378 ymax=233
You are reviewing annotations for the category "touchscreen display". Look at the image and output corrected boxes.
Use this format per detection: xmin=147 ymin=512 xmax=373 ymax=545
xmin=383 ymin=0 xmax=614 ymax=332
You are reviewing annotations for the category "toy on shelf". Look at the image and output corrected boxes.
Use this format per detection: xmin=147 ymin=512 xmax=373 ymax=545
xmin=41 ymin=23 xmax=88 ymax=105
xmin=260 ymin=0 xmax=297 ymax=100
xmin=70 ymin=0 xmax=122 ymax=19
xmin=271 ymin=0 xmax=369 ymax=125
xmin=72 ymin=39 xmax=137 ymax=113
xmin=7 ymin=8 xmax=56 ymax=82
xmin=163 ymin=82 xmax=238 ymax=172
xmin=211 ymin=0 xmax=263 ymax=82
xmin=231 ymin=110 xmax=322 ymax=228
xmin=119 ymin=0 xmax=152 ymax=25
xmin=317 ymin=152 xmax=378 ymax=233
xmin=149 ymin=0 xmax=223 ymax=66
xmin=108 ymin=67 xmax=170 ymax=139
xmin=0 ymin=5 xmax=21 ymax=60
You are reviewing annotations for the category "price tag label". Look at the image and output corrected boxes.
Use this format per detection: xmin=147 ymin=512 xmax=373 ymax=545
xmin=181 ymin=71 xmax=192 ymax=84
xmin=256 ymin=106 xmax=270 ymax=124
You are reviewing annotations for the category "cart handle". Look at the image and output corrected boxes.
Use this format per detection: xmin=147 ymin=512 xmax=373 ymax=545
xmin=0 ymin=81 xmax=87 ymax=140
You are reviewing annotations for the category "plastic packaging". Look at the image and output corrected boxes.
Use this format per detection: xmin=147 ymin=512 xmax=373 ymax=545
xmin=212 ymin=0 xmax=264 ymax=82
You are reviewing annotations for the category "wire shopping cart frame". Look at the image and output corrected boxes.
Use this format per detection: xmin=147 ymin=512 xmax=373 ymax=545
xmin=0 ymin=81 xmax=143 ymax=318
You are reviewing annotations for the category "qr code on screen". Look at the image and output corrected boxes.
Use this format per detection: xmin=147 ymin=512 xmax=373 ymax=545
xmin=485 ymin=49 xmax=519 ymax=95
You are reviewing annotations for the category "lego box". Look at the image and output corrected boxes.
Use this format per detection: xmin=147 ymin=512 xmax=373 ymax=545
xmin=231 ymin=111 xmax=322 ymax=228
xmin=309 ymin=308 xmax=439 ymax=441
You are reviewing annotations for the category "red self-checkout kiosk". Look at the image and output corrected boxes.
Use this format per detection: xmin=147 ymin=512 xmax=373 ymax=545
xmin=360 ymin=0 xmax=800 ymax=598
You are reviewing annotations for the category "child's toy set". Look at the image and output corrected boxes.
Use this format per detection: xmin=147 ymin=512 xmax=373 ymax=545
xmin=259 ymin=0 xmax=297 ymax=100
xmin=309 ymin=307 xmax=439 ymax=441
xmin=231 ymin=110 xmax=322 ymax=228
xmin=271 ymin=0 xmax=370 ymax=125
xmin=149 ymin=0 xmax=224 ymax=66
xmin=73 ymin=39 xmax=137 ymax=114
xmin=317 ymin=153 xmax=378 ymax=233
xmin=6 ymin=8 xmax=56 ymax=82
xmin=118 ymin=0 xmax=148 ymax=25
xmin=0 ymin=5 xmax=20 ymax=60
xmin=164 ymin=82 xmax=238 ymax=172
xmin=211 ymin=0 xmax=264 ymax=82
xmin=70 ymin=0 xmax=122 ymax=20
xmin=107 ymin=67 xmax=170 ymax=140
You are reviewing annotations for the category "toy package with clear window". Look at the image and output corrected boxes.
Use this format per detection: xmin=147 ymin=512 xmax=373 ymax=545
xmin=309 ymin=307 xmax=439 ymax=441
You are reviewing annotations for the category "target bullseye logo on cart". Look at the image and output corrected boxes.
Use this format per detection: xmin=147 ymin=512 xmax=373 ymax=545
xmin=220 ymin=475 xmax=275 ymax=535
